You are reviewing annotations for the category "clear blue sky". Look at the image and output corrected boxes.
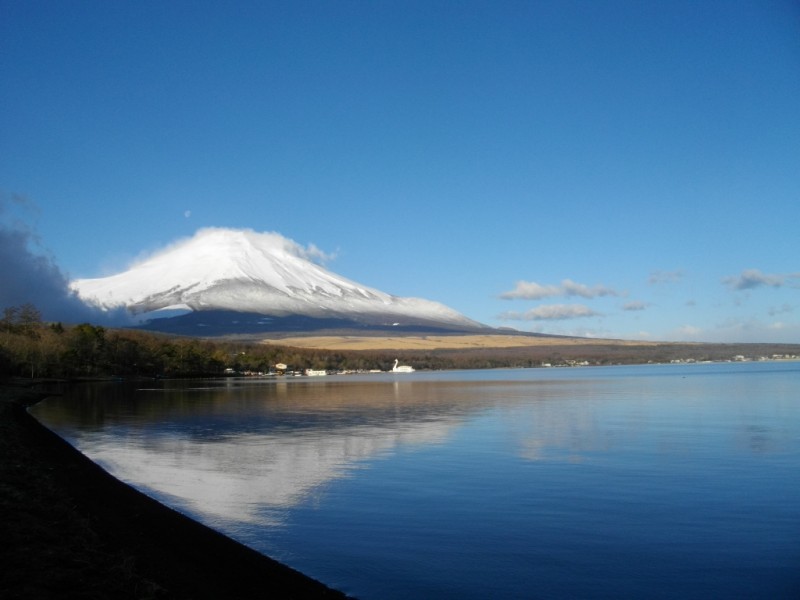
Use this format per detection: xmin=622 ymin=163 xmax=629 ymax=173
xmin=2 ymin=1 xmax=799 ymax=342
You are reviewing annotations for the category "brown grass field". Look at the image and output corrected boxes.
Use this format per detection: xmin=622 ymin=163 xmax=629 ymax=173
xmin=260 ymin=334 xmax=660 ymax=351
xmin=257 ymin=334 xmax=800 ymax=368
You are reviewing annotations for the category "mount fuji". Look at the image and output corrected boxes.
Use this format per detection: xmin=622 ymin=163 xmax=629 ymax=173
xmin=70 ymin=228 xmax=487 ymax=335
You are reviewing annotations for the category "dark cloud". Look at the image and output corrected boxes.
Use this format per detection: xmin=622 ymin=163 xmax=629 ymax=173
xmin=648 ymin=270 xmax=684 ymax=285
xmin=0 ymin=196 xmax=130 ymax=324
xmin=622 ymin=301 xmax=650 ymax=311
xmin=722 ymin=268 xmax=794 ymax=291
xmin=768 ymin=304 xmax=793 ymax=317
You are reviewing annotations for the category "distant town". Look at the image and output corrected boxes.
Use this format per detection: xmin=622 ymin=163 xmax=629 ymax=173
xmin=222 ymin=353 xmax=799 ymax=378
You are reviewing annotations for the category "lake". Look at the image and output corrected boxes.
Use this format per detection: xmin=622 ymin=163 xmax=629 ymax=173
xmin=32 ymin=362 xmax=800 ymax=599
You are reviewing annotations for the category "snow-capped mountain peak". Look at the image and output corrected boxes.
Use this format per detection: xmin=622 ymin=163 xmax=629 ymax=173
xmin=71 ymin=228 xmax=482 ymax=330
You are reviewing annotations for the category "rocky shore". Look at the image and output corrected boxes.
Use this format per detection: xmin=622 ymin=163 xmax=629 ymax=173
xmin=0 ymin=382 xmax=349 ymax=599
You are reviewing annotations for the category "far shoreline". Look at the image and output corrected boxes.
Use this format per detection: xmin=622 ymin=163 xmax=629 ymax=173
xmin=0 ymin=380 xmax=349 ymax=599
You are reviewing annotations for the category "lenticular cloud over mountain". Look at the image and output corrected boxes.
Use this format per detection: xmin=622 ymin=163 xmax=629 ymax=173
xmin=70 ymin=228 xmax=481 ymax=331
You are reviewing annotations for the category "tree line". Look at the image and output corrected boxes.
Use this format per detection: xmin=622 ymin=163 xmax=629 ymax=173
xmin=0 ymin=303 xmax=453 ymax=379
xmin=5 ymin=303 xmax=789 ymax=380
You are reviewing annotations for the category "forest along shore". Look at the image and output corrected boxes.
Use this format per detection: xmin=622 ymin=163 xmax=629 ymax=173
xmin=0 ymin=381 xmax=349 ymax=600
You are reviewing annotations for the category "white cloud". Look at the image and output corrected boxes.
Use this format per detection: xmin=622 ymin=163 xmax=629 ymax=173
xmin=499 ymin=304 xmax=601 ymax=321
xmin=675 ymin=325 xmax=703 ymax=339
xmin=655 ymin=325 xmax=706 ymax=341
xmin=128 ymin=227 xmax=337 ymax=269
xmin=500 ymin=278 xmax=620 ymax=300
xmin=300 ymin=242 xmax=337 ymax=264
xmin=722 ymin=268 xmax=799 ymax=291
xmin=661 ymin=318 xmax=800 ymax=343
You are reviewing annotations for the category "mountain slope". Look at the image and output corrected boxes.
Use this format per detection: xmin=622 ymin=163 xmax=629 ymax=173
xmin=71 ymin=228 xmax=485 ymax=332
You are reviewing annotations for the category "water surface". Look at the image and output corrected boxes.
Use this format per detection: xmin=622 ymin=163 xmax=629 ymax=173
xmin=33 ymin=362 xmax=800 ymax=598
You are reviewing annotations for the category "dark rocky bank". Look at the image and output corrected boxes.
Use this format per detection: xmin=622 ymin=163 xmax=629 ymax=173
xmin=0 ymin=381 xmax=349 ymax=599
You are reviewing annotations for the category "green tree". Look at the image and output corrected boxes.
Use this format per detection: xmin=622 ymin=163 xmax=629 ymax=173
xmin=66 ymin=323 xmax=106 ymax=376
xmin=17 ymin=303 xmax=42 ymax=337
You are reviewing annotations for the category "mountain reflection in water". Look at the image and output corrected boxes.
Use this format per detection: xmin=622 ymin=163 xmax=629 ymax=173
xmin=37 ymin=377 xmax=516 ymax=525
xmin=33 ymin=364 xmax=800 ymax=600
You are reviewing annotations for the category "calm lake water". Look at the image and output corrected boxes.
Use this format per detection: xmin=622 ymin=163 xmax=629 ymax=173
xmin=33 ymin=362 xmax=800 ymax=599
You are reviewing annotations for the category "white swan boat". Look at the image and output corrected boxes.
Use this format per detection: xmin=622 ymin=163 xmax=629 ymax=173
xmin=392 ymin=359 xmax=415 ymax=373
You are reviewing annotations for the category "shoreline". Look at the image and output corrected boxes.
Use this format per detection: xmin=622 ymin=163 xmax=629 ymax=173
xmin=0 ymin=381 xmax=349 ymax=599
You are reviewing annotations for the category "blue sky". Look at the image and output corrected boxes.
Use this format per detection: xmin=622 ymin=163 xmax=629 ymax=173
xmin=2 ymin=1 xmax=799 ymax=342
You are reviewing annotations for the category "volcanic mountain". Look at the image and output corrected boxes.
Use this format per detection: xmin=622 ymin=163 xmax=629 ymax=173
xmin=71 ymin=228 xmax=487 ymax=335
